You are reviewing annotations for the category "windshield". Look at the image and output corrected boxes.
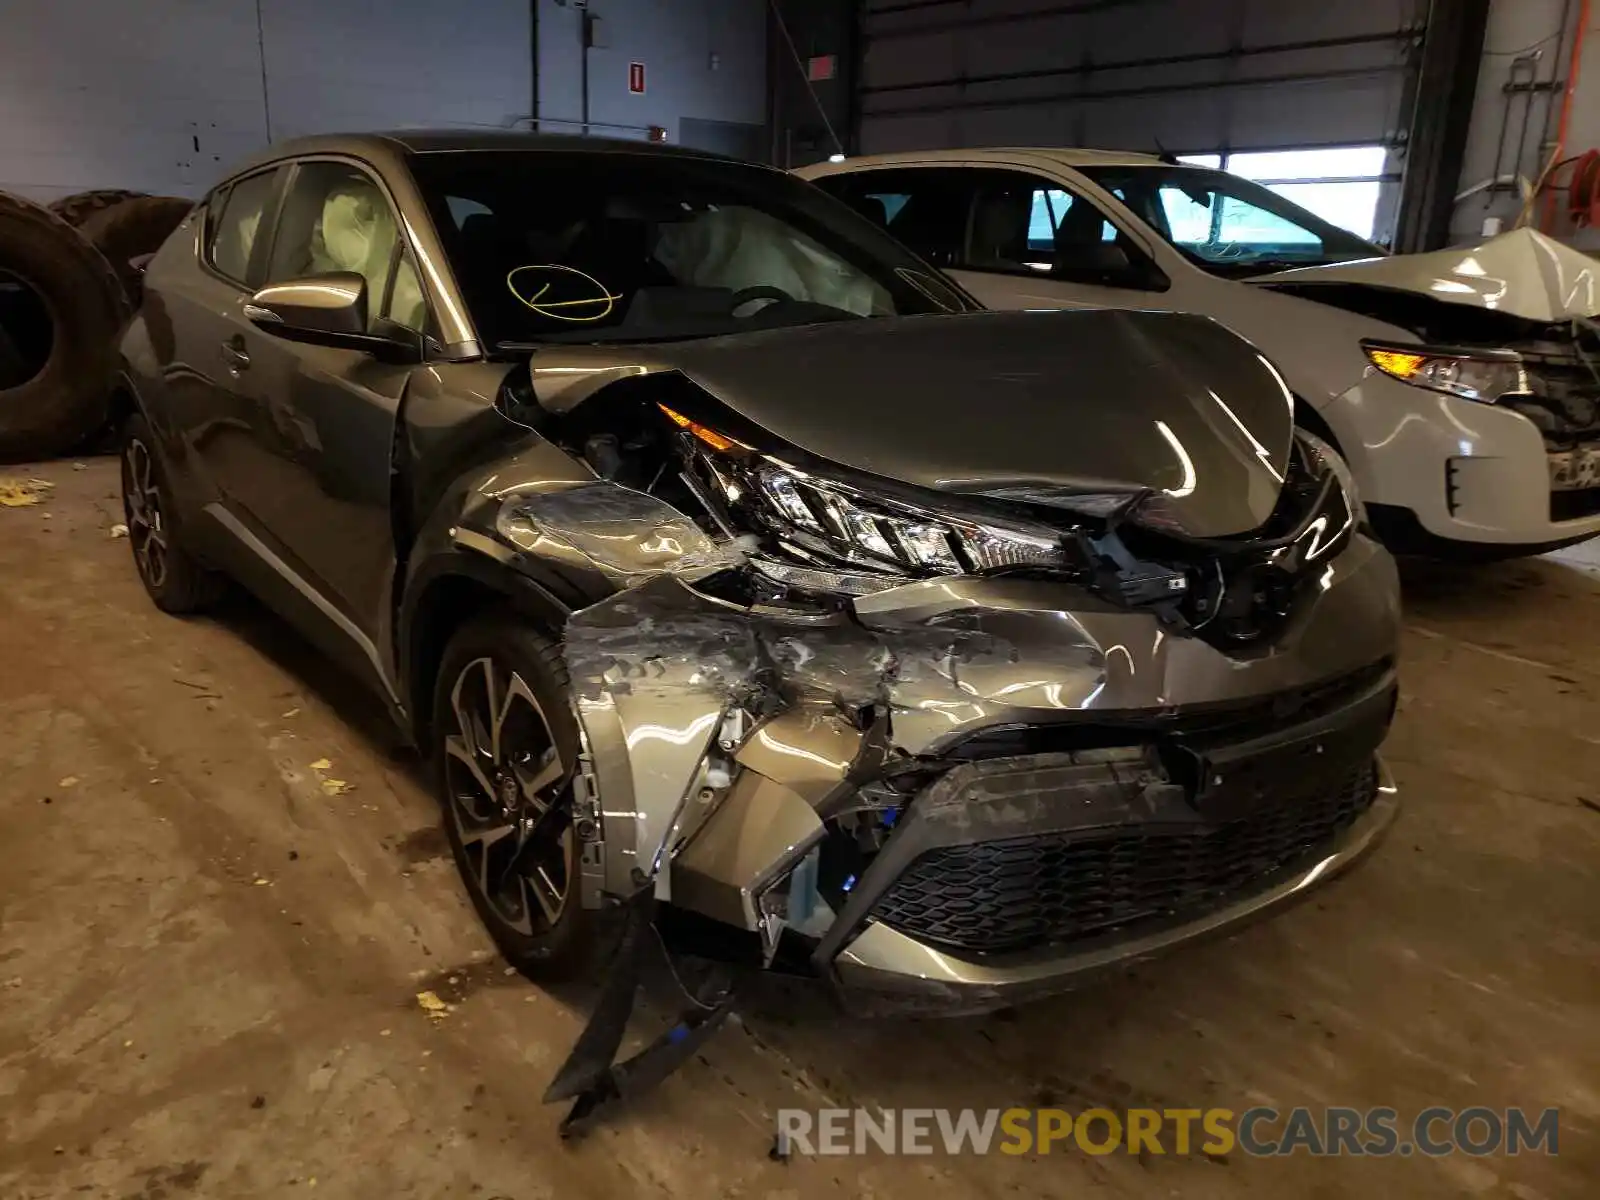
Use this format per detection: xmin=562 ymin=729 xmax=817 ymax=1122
xmin=407 ymin=150 xmax=972 ymax=347
xmin=1076 ymin=165 xmax=1385 ymax=276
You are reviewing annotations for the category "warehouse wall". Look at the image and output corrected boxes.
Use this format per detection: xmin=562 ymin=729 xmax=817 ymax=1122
xmin=0 ymin=0 xmax=269 ymax=202
xmin=1451 ymin=0 xmax=1600 ymax=247
xmin=857 ymin=0 xmax=1428 ymax=158
xmin=0 ymin=0 xmax=531 ymax=202
xmin=535 ymin=0 xmax=766 ymax=152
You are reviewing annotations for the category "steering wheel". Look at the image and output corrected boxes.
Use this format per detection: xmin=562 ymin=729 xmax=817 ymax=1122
xmin=728 ymin=285 xmax=794 ymax=318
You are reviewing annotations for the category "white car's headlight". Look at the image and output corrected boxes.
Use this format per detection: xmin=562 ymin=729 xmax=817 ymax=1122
xmin=1362 ymin=341 xmax=1528 ymax=404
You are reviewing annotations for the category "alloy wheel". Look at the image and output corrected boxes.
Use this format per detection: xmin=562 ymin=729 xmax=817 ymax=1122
xmin=443 ymin=655 xmax=575 ymax=935
xmin=122 ymin=436 xmax=168 ymax=591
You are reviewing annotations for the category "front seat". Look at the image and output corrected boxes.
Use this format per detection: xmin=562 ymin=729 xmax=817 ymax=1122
xmin=968 ymin=189 xmax=1032 ymax=267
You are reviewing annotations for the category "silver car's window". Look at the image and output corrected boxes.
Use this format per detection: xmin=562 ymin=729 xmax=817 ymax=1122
xmin=265 ymin=162 xmax=405 ymax=334
xmin=408 ymin=151 xmax=973 ymax=348
xmin=206 ymin=169 xmax=278 ymax=285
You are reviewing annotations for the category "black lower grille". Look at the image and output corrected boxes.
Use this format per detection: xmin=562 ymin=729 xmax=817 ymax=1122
xmin=871 ymin=760 xmax=1377 ymax=955
xmin=1551 ymin=487 xmax=1600 ymax=522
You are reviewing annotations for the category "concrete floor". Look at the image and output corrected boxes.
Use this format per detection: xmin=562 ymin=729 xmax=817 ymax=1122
xmin=0 ymin=458 xmax=1596 ymax=1200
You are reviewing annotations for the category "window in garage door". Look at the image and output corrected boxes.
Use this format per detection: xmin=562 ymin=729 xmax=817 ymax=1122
xmin=1177 ymin=146 xmax=1386 ymax=240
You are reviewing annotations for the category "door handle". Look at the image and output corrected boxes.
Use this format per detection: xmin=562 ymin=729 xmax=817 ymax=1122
xmin=221 ymin=338 xmax=251 ymax=371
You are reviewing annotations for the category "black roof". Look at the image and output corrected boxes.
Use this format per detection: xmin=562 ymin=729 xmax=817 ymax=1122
xmin=219 ymin=129 xmax=775 ymax=191
xmin=379 ymin=128 xmax=745 ymax=163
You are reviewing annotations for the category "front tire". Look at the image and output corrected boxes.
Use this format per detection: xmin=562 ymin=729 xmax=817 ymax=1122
xmin=433 ymin=614 xmax=595 ymax=980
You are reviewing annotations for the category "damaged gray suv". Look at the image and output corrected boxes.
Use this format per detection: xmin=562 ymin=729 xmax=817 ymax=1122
xmin=117 ymin=133 xmax=1400 ymax=1075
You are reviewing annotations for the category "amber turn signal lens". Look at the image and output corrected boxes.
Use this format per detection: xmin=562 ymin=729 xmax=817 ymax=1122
xmin=657 ymin=404 xmax=743 ymax=453
xmin=1365 ymin=348 xmax=1426 ymax=379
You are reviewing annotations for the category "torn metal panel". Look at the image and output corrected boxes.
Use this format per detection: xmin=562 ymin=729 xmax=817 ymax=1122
xmin=670 ymin=772 xmax=825 ymax=929
xmin=562 ymin=574 xmax=766 ymax=900
xmin=1251 ymin=228 xmax=1600 ymax=322
xmin=732 ymin=702 xmax=864 ymax=810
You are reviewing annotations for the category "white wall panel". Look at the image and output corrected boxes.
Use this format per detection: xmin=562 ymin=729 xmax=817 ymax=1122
xmin=0 ymin=0 xmax=268 ymax=201
xmin=1 ymin=0 xmax=766 ymax=203
xmin=260 ymin=0 xmax=531 ymax=139
xmin=0 ymin=0 xmax=530 ymax=202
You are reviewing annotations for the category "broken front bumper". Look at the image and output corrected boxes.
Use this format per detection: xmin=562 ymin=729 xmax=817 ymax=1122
xmin=551 ymin=519 xmax=1402 ymax=1015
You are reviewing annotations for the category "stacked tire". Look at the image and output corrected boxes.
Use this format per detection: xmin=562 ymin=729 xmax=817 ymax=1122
xmin=0 ymin=188 xmax=192 ymax=460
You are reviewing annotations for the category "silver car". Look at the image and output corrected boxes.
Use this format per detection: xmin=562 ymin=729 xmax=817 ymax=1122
xmin=115 ymin=132 xmax=1398 ymax=1122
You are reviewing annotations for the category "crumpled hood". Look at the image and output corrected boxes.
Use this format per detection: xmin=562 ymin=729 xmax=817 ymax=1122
xmin=1249 ymin=227 xmax=1600 ymax=321
xmin=532 ymin=309 xmax=1295 ymax=538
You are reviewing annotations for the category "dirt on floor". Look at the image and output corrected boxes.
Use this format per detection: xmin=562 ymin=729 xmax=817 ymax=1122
xmin=0 ymin=459 xmax=1596 ymax=1200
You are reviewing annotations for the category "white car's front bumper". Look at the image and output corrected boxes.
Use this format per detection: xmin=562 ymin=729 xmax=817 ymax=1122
xmin=1325 ymin=371 xmax=1600 ymax=553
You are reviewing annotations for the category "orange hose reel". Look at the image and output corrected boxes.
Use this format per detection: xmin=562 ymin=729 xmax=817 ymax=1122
xmin=1568 ymin=150 xmax=1600 ymax=226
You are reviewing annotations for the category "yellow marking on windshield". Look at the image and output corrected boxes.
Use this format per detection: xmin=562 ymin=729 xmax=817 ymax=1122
xmin=506 ymin=264 xmax=623 ymax=322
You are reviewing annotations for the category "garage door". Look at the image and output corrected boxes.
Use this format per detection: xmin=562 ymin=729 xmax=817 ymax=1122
xmin=859 ymin=0 xmax=1426 ymax=159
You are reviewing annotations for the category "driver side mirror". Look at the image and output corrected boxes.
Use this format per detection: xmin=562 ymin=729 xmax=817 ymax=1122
xmin=244 ymin=272 xmax=421 ymax=363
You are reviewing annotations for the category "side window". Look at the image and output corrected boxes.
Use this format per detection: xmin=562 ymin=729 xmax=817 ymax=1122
xmin=206 ymin=169 xmax=279 ymax=284
xmin=1026 ymin=187 xmax=1116 ymax=253
xmin=814 ymin=169 xmax=971 ymax=268
xmin=971 ymin=173 xmax=1122 ymax=272
xmin=385 ymin=249 xmax=427 ymax=332
xmin=966 ymin=169 xmax=1164 ymax=291
xmin=265 ymin=161 xmax=405 ymax=333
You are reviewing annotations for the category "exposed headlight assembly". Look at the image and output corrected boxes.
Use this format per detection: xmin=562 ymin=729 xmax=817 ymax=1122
xmin=1294 ymin=428 xmax=1365 ymax=527
xmin=1362 ymin=341 xmax=1529 ymax=404
xmin=660 ymin=404 xmax=1068 ymax=588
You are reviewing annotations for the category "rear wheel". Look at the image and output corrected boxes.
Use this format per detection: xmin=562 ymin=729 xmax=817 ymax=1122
xmin=433 ymin=615 xmax=596 ymax=980
xmin=121 ymin=413 xmax=223 ymax=613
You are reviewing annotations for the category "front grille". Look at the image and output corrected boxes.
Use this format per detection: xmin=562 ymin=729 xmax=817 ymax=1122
xmin=1552 ymin=487 xmax=1600 ymax=522
xmin=870 ymin=760 xmax=1377 ymax=955
xmin=1509 ymin=334 xmax=1600 ymax=440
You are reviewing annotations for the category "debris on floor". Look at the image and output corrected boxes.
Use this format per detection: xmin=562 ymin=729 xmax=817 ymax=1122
xmin=0 ymin=478 xmax=53 ymax=507
xmin=307 ymin=758 xmax=352 ymax=796
xmin=109 ymin=523 xmax=128 ymax=538
xmin=416 ymin=990 xmax=450 ymax=1020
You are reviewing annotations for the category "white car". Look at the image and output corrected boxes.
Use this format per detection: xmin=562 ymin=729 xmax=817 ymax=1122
xmin=797 ymin=149 xmax=1600 ymax=557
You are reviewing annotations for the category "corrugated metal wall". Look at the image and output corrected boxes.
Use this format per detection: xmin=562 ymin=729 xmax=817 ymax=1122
xmin=859 ymin=0 xmax=1428 ymax=156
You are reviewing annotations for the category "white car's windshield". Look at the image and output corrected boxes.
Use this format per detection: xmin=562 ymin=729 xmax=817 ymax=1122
xmin=1078 ymin=165 xmax=1384 ymax=276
